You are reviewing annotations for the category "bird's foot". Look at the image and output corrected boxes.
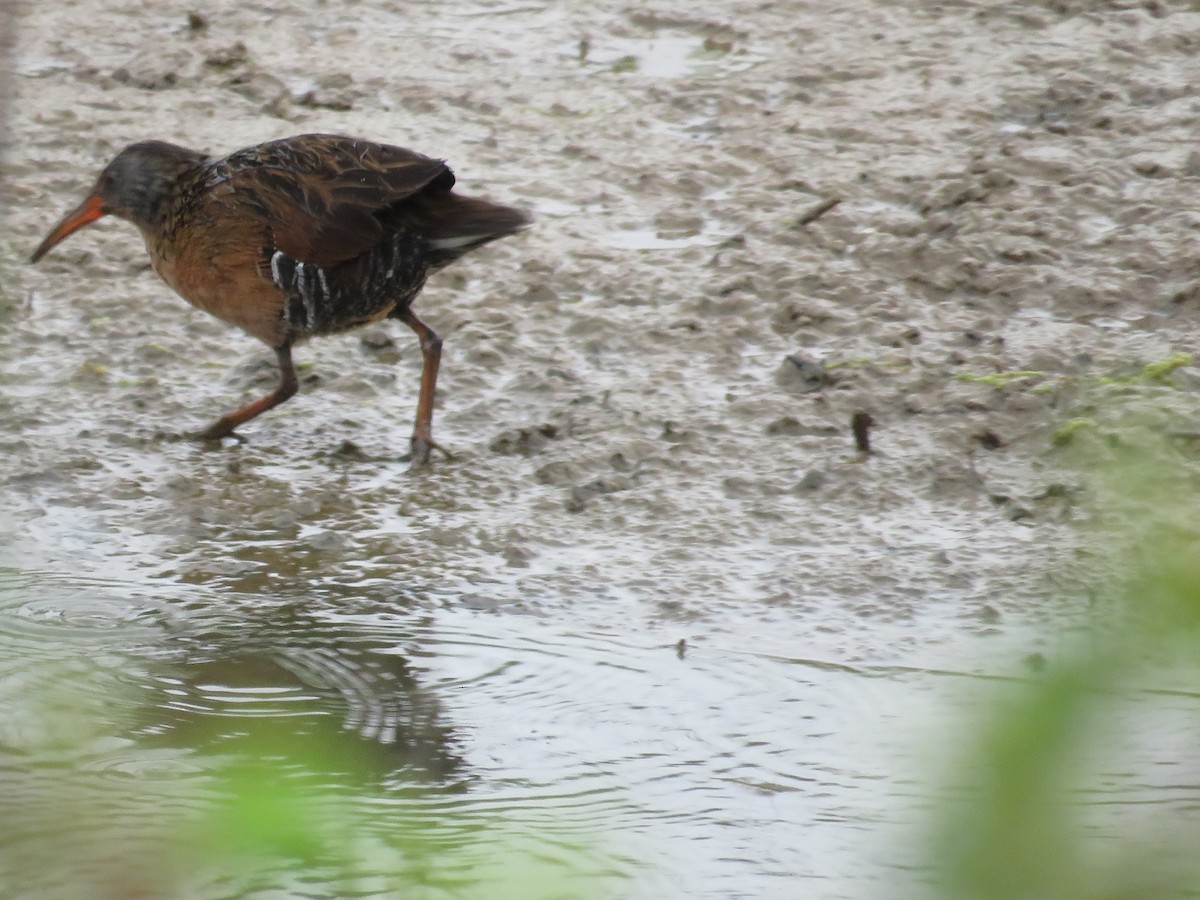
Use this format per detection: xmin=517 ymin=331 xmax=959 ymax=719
xmin=151 ymin=427 xmax=241 ymax=444
xmin=187 ymin=422 xmax=246 ymax=443
xmin=408 ymin=434 xmax=453 ymax=468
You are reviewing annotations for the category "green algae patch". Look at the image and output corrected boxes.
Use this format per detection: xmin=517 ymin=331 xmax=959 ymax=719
xmin=1097 ymin=352 xmax=1193 ymax=387
xmin=955 ymin=370 xmax=1047 ymax=388
xmin=1139 ymin=352 xmax=1191 ymax=384
xmin=1052 ymin=417 xmax=1096 ymax=447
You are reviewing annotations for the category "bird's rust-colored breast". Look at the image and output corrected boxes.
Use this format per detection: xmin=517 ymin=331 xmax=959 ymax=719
xmin=145 ymin=188 xmax=290 ymax=347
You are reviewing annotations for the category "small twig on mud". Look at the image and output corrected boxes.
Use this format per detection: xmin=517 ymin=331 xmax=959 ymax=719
xmin=851 ymin=411 xmax=874 ymax=455
xmin=795 ymin=197 xmax=842 ymax=226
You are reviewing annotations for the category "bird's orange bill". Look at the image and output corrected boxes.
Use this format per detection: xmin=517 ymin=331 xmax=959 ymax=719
xmin=30 ymin=194 xmax=107 ymax=263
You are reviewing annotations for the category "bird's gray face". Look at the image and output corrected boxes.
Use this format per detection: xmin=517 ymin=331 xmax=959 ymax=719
xmin=92 ymin=141 xmax=208 ymax=228
xmin=31 ymin=140 xmax=209 ymax=263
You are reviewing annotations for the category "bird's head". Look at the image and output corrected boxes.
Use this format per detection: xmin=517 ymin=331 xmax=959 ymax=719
xmin=31 ymin=140 xmax=210 ymax=262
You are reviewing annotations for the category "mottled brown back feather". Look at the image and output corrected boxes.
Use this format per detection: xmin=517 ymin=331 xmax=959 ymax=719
xmin=207 ymin=134 xmax=455 ymax=268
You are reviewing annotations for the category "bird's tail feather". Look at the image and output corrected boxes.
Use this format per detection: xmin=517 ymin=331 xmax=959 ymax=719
xmin=407 ymin=194 xmax=532 ymax=265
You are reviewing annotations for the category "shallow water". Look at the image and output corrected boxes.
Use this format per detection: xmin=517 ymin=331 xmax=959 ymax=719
xmin=0 ymin=566 xmax=950 ymax=898
xmin=5 ymin=563 xmax=1200 ymax=898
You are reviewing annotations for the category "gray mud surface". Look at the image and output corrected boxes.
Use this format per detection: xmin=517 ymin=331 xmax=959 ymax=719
xmin=3 ymin=1 xmax=1200 ymax=896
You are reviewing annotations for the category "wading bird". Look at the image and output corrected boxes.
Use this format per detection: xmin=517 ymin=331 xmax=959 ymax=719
xmin=31 ymin=133 xmax=531 ymax=465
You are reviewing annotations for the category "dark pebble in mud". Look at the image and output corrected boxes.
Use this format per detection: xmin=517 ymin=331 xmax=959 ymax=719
xmin=232 ymin=354 xmax=285 ymax=386
xmin=359 ymin=328 xmax=403 ymax=364
xmin=304 ymin=529 xmax=347 ymax=552
xmin=461 ymin=593 xmax=500 ymax=612
xmin=1004 ymin=502 xmax=1034 ymax=523
xmin=794 ymin=470 xmax=826 ymax=492
xmin=660 ymin=422 xmax=695 ymax=444
xmin=566 ymin=477 xmax=628 ymax=512
xmin=973 ymin=429 xmax=1004 ymax=450
xmin=490 ymin=424 xmax=559 ymax=456
xmin=296 ymin=72 xmax=358 ymax=110
xmin=113 ymin=47 xmax=194 ymax=89
xmin=776 ymin=353 xmax=831 ymax=393
xmin=204 ymin=42 xmax=249 ymax=70
xmin=535 ymin=461 xmax=575 ymax=486
xmin=502 ymin=544 xmax=531 ymax=568
xmin=722 ymin=476 xmax=759 ymax=499
xmin=328 ymin=439 xmax=370 ymax=460
xmin=225 ymin=69 xmax=289 ymax=114
xmin=765 ymin=416 xmax=804 ymax=437
xmin=360 ymin=328 xmax=396 ymax=351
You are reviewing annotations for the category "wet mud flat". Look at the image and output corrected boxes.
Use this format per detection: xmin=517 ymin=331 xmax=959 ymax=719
xmin=4 ymin=1 xmax=1200 ymax=896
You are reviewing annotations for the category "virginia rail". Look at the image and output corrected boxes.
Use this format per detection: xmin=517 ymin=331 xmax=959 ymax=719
xmin=31 ymin=133 xmax=530 ymax=465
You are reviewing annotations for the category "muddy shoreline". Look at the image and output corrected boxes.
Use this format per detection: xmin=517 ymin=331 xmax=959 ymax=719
xmin=5 ymin=0 xmax=1199 ymax=714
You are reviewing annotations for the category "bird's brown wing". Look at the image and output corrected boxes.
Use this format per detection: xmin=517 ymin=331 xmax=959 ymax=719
xmin=209 ymin=134 xmax=455 ymax=268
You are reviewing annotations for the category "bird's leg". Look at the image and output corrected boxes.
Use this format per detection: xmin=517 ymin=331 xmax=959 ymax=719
xmin=394 ymin=307 xmax=449 ymax=466
xmin=191 ymin=344 xmax=299 ymax=441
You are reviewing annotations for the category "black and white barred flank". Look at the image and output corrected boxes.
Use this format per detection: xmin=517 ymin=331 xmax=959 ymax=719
xmin=265 ymin=230 xmax=430 ymax=335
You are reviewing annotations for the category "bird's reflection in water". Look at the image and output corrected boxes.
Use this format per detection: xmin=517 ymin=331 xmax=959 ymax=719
xmin=135 ymin=598 xmax=462 ymax=784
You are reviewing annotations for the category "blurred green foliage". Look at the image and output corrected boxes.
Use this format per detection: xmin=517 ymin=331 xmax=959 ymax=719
xmin=925 ymin=428 xmax=1200 ymax=900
